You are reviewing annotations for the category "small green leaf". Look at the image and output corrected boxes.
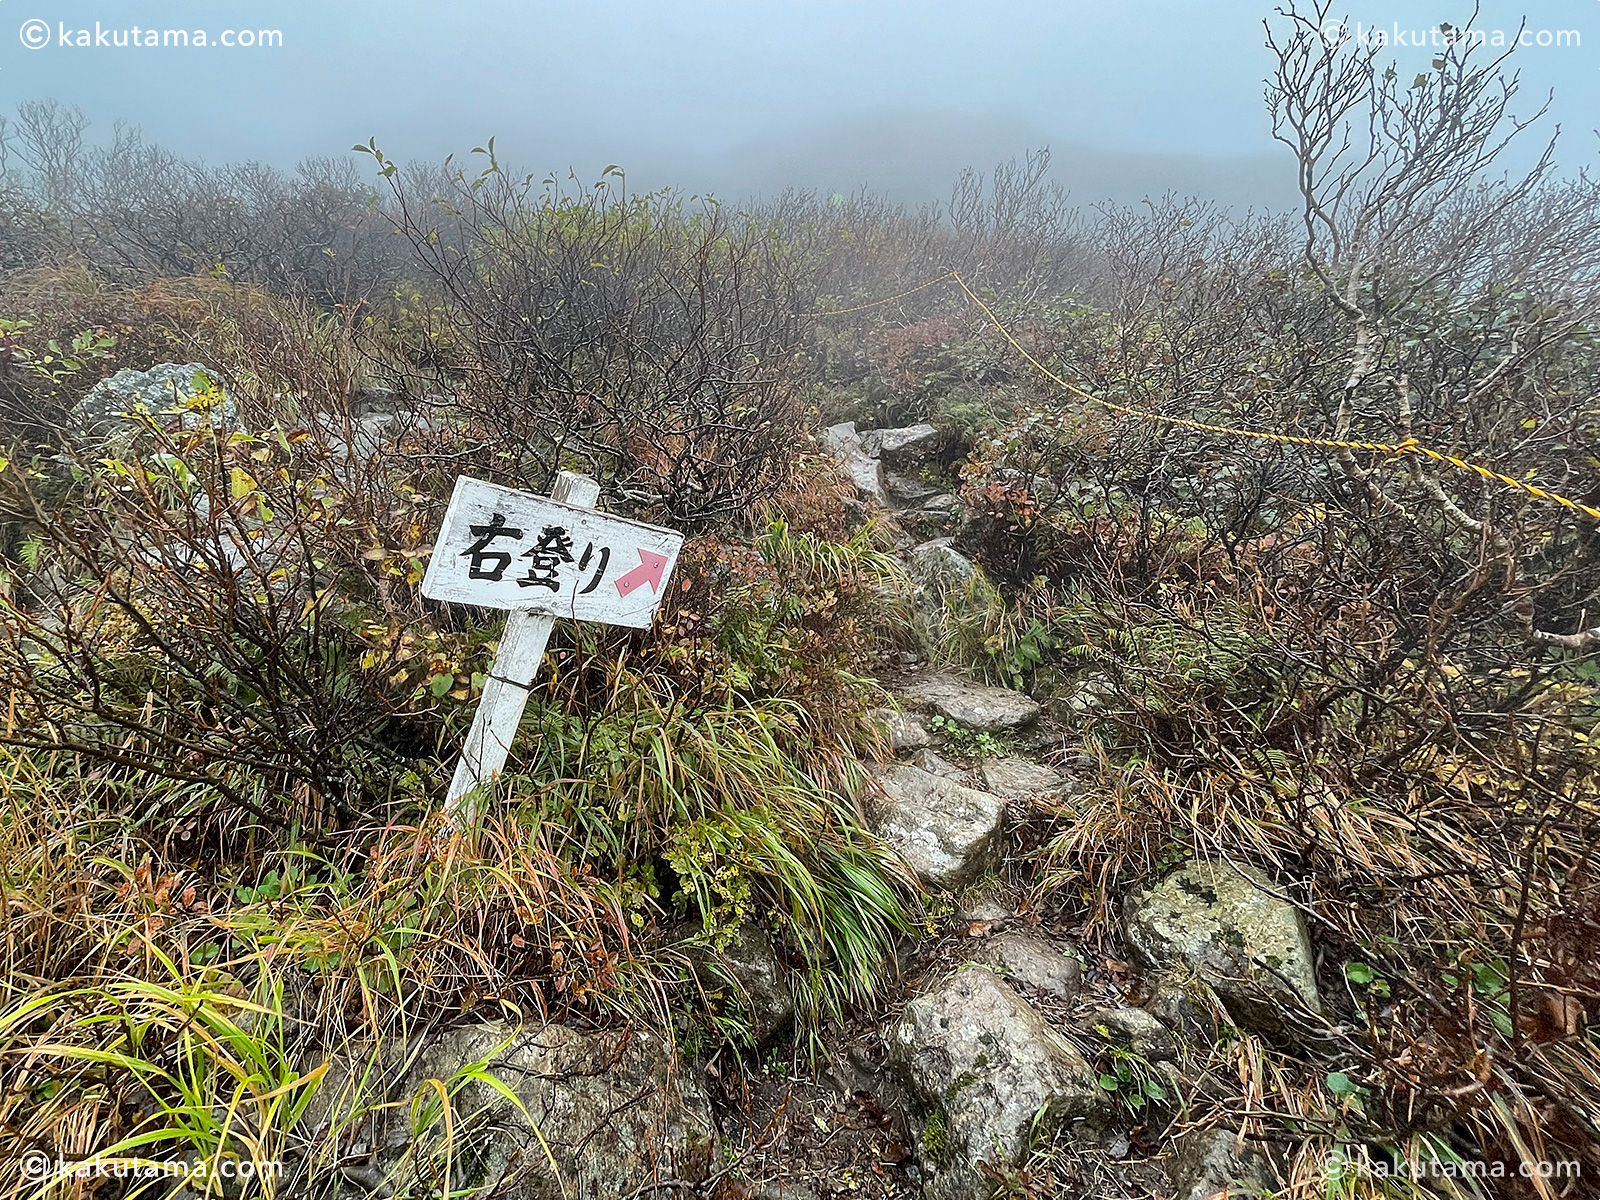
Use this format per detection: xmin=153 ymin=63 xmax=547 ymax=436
xmin=1327 ymin=1071 xmax=1358 ymax=1097
xmin=1345 ymin=962 xmax=1377 ymax=985
xmin=1098 ymin=1074 xmax=1120 ymax=1092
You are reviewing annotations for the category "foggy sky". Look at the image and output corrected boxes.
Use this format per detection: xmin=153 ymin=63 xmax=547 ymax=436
xmin=3 ymin=0 xmax=1596 ymax=208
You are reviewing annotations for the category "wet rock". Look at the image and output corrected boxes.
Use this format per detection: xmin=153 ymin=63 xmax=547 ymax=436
xmin=979 ymin=756 xmax=1069 ymax=801
xmin=903 ymin=672 xmax=1041 ymax=733
xmin=872 ymin=707 xmax=933 ymax=753
xmin=1142 ymin=968 xmax=1229 ymax=1049
xmin=900 ymin=492 xmax=962 ymax=535
xmin=1124 ymin=860 xmax=1321 ymax=1043
xmin=891 ymin=965 xmax=1108 ymax=1200
xmin=955 ymin=892 xmax=1014 ymax=927
xmin=1084 ymin=1007 xmax=1183 ymax=1063
xmin=910 ymin=537 xmax=978 ymax=595
xmin=349 ymin=383 xmax=397 ymax=415
xmin=914 ymin=746 xmax=969 ymax=780
xmin=862 ymin=422 xmax=941 ymax=464
xmin=308 ymin=1020 xmax=714 ymax=1200
xmin=866 ymin=763 xmax=1006 ymax=890
xmin=980 ymin=932 xmax=1084 ymax=1003
xmin=71 ymin=362 xmax=235 ymax=440
xmin=680 ymin=922 xmax=795 ymax=1046
xmin=755 ymin=1182 xmax=821 ymax=1200
xmin=317 ymin=411 xmax=413 ymax=460
xmin=990 ymin=466 xmax=1059 ymax=504
xmin=908 ymin=539 xmax=980 ymax=642
xmin=1165 ymin=1126 xmax=1273 ymax=1200
xmin=1056 ymin=669 xmax=1120 ymax=723
xmin=885 ymin=471 xmax=945 ymax=505
xmin=823 ymin=421 xmax=889 ymax=507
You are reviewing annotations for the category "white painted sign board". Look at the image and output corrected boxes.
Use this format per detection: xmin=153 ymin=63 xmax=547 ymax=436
xmin=421 ymin=473 xmax=684 ymax=815
xmin=422 ymin=475 xmax=683 ymax=628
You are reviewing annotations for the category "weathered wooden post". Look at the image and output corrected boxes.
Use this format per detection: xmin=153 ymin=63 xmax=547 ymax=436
xmin=421 ymin=470 xmax=684 ymax=822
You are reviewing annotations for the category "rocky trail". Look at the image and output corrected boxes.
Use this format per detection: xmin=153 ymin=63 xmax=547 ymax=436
xmin=293 ymin=421 xmax=1326 ymax=1200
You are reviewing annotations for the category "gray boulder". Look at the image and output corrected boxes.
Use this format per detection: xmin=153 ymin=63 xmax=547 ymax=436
xmin=317 ymin=409 xmax=420 ymax=461
xmin=862 ymin=422 xmax=941 ymax=464
xmin=910 ymin=492 xmax=960 ymax=516
xmin=822 ymin=421 xmax=890 ymax=508
xmin=910 ymin=538 xmax=978 ymax=595
xmin=872 ymin=707 xmax=933 ymax=754
xmin=979 ymin=757 xmax=1069 ymax=801
xmin=884 ymin=472 xmax=946 ymax=505
xmin=1124 ymin=860 xmax=1321 ymax=1042
xmin=680 ymin=922 xmax=795 ymax=1046
xmin=71 ymin=363 xmax=235 ymax=440
xmin=913 ymin=746 xmax=970 ymax=781
xmin=1142 ymin=968 xmax=1230 ymax=1049
xmin=866 ymin=763 xmax=1006 ymax=890
xmin=955 ymin=890 xmax=1015 ymax=927
xmin=307 ymin=1020 xmax=715 ymax=1200
xmin=1059 ymin=669 xmax=1120 ymax=723
xmin=908 ymin=539 xmax=983 ymax=642
xmin=1165 ymin=1126 xmax=1273 ymax=1200
xmin=754 ymin=1183 xmax=822 ymax=1200
xmin=891 ymin=965 xmax=1108 ymax=1200
xmin=1085 ymin=1006 xmax=1184 ymax=1063
xmin=979 ymin=931 xmax=1084 ymax=1003
xmin=903 ymin=671 xmax=1041 ymax=733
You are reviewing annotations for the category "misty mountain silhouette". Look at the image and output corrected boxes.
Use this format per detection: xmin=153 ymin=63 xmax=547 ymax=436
xmin=696 ymin=109 xmax=1299 ymax=211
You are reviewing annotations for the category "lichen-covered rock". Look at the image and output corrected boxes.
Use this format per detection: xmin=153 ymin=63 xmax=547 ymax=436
xmin=902 ymin=491 xmax=961 ymax=527
xmin=307 ymin=1020 xmax=714 ymax=1200
xmin=822 ymin=421 xmax=889 ymax=507
xmin=909 ymin=539 xmax=981 ymax=644
xmin=861 ymin=422 xmax=941 ymax=464
xmin=71 ymin=362 xmax=235 ymax=440
xmin=866 ymin=763 xmax=1006 ymax=890
xmin=910 ymin=537 xmax=978 ymax=594
xmin=891 ymin=966 xmax=1108 ymax=1200
xmin=979 ymin=756 xmax=1069 ymax=801
xmin=979 ymin=932 xmax=1084 ymax=1003
xmin=903 ymin=672 xmax=1041 ymax=733
xmin=1123 ymin=860 xmax=1320 ymax=1042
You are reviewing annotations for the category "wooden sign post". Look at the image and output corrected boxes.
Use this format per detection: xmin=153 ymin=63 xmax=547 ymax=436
xmin=421 ymin=471 xmax=684 ymax=818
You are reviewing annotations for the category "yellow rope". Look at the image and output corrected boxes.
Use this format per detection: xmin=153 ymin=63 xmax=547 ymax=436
xmin=806 ymin=270 xmax=1600 ymax=522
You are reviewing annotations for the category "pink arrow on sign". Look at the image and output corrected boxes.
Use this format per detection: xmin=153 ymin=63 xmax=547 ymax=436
xmin=614 ymin=548 xmax=670 ymax=598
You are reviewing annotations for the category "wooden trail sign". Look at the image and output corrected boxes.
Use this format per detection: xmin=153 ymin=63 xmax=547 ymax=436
xmin=421 ymin=472 xmax=684 ymax=813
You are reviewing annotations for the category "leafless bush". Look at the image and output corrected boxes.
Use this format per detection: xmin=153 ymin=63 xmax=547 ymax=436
xmin=364 ymin=147 xmax=816 ymax=529
xmin=0 ymin=101 xmax=409 ymax=302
